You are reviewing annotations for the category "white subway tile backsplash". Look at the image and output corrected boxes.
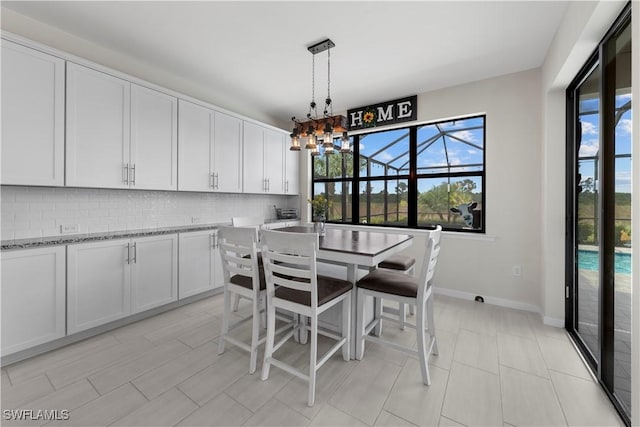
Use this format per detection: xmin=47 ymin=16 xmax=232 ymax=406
xmin=1 ymin=186 xmax=299 ymax=240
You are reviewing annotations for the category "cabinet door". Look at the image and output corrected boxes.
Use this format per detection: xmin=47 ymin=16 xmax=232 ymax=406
xmin=264 ymin=129 xmax=285 ymax=194
xmin=1 ymin=247 xmax=66 ymax=356
xmin=178 ymin=230 xmax=215 ymax=299
xmin=67 ymin=239 xmax=131 ymax=334
xmin=285 ymin=147 xmax=300 ymax=195
xmin=212 ymin=231 xmax=224 ymax=289
xmin=66 ymin=63 xmax=131 ymax=188
xmin=130 ymin=84 xmax=178 ymax=191
xmin=131 ymin=234 xmax=178 ymax=313
xmin=242 ymin=121 xmax=265 ymax=193
xmin=178 ymin=100 xmax=213 ymax=191
xmin=213 ymin=112 xmax=243 ymax=192
xmin=1 ymin=41 xmax=65 ymax=186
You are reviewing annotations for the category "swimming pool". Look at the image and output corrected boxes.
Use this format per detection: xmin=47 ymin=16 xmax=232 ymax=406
xmin=578 ymin=249 xmax=631 ymax=274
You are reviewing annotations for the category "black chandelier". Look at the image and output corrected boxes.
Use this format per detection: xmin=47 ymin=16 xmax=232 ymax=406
xmin=289 ymin=38 xmax=350 ymax=155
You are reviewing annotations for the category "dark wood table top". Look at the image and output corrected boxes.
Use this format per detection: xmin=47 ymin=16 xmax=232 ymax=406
xmin=277 ymin=225 xmax=413 ymax=258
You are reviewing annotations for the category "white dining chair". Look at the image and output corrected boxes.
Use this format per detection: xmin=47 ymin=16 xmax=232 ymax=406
xmin=378 ymin=254 xmax=416 ymax=330
xmin=355 ymin=226 xmax=442 ymax=385
xmin=230 ymin=217 xmax=265 ymax=314
xmin=259 ymin=229 xmax=352 ymax=406
xmin=217 ymin=226 xmax=292 ymax=374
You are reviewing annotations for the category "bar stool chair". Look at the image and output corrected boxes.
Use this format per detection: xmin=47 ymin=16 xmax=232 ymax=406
xmin=260 ymin=229 xmax=352 ymax=406
xmin=230 ymin=217 xmax=265 ymax=314
xmin=378 ymin=254 xmax=416 ymax=330
xmin=217 ymin=226 xmax=291 ymax=374
xmin=356 ymin=226 xmax=442 ymax=385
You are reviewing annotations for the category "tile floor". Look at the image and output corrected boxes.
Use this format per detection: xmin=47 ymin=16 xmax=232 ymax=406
xmin=1 ymin=294 xmax=625 ymax=426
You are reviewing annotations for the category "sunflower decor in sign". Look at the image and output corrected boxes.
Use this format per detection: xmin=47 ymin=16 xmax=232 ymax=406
xmin=362 ymin=108 xmax=377 ymax=128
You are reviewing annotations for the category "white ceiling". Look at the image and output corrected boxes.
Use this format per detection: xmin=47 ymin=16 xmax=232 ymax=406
xmin=2 ymin=1 xmax=569 ymax=128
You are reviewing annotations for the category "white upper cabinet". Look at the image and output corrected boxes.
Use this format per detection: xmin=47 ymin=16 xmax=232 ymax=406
xmin=67 ymin=63 xmax=177 ymax=190
xmin=213 ymin=112 xmax=243 ymax=193
xmin=178 ymin=101 xmax=243 ymax=192
xmin=178 ymin=100 xmax=213 ymax=191
xmin=242 ymin=122 xmax=287 ymax=194
xmin=243 ymin=122 xmax=266 ymax=193
xmin=263 ymin=128 xmax=285 ymax=194
xmin=285 ymin=147 xmax=300 ymax=195
xmin=130 ymin=84 xmax=178 ymax=191
xmin=66 ymin=62 xmax=131 ymax=189
xmin=1 ymin=41 xmax=65 ymax=186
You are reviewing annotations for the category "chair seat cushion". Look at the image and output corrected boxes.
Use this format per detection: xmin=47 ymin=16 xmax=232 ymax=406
xmin=378 ymin=254 xmax=415 ymax=271
xmin=274 ymin=275 xmax=352 ymax=306
xmin=356 ymin=269 xmax=418 ymax=298
xmin=230 ymin=267 xmax=266 ymax=291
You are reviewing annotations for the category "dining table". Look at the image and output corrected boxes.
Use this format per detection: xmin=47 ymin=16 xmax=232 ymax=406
xmin=275 ymin=225 xmax=414 ymax=357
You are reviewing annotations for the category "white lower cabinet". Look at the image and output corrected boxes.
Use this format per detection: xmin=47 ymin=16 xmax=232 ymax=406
xmin=130 ymin=235 xmax=178 ymax=314
xmin=178 ymin=230 xmax=223 ymax=299
xmin=67 ymin=234 xmax=178 ymax=334
xmin=1 ymin=247 xmax=66 ymax=356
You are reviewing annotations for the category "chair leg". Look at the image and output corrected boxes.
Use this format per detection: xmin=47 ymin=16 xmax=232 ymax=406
xmin=233 ymin=293 xmax=241 ymax=312
xmin=409 ymin=304 xmax=415 ymax=316
xmin=426 ymin=291 xmax=438 ymax=355
xmin=356 ymin=289 xmax=366 ymax=360
xmin=299 ymin=315 xmax=308 ymax=344
xmin=308 ymin=315 xmax=318 ymax=407
xmin=373 ymin=296 xmax=383 ymax=336
xmin=249 ymin=296 xmax=260 ymax=374
xmin=261 ymin=297 xmax=276 ymax=381
xmin=218 ymin=287 xmax=231 ymax=355
xmin=260 ymin=295 xmax=267 ymax=329
xmin=399 ymin=302 xmax=406 ymax=330
xmin=342 ymin=293 xmax=351 ymax=361
xmin=416 ymin=298 xmax=431 ymax=386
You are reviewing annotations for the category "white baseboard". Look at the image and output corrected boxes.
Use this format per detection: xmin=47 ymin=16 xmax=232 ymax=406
xmin=543 ymin=316 xmax=565 ymax=328
xmin=433 ymin=286 xmax=540 ymax=314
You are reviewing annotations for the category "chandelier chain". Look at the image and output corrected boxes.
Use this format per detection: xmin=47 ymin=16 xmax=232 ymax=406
xmin=326 ymin=47 xmax=332 ymax=116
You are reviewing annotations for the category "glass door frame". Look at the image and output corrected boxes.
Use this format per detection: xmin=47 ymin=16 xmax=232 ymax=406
xmin=565 ymin=4 xmax=632 ymax=425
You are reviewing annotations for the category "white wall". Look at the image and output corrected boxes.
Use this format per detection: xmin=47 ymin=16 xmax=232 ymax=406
xmin=415 ymin=69 xmax=543 ymax=312
xmin=0 ymin=186 xmax=298 ymax=241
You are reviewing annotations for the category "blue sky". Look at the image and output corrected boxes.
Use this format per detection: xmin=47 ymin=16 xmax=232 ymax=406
xmin=358 ymin=117 xmax=484 ymax=195
xmin=578 ymin=93 xmax=632 ymax=193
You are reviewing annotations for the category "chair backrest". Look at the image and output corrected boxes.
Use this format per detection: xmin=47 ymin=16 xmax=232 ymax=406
xmin=217 ymin=226 xmax=261 ymax=294
xmin=259 ymin=229 xmax=320 ymax=307
xmin=417 ymin=225 xmax=442 ymax=302
xmin=231 ymin=216 xmax=265 ymax=227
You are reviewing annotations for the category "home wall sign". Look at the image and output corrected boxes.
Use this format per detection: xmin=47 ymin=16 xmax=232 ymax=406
xmin=347 ymin=95 xmax=417 ymax=131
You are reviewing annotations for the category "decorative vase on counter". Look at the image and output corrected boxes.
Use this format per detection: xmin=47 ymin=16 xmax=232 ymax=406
xmin=313 ymin=215 xmax=326 ymax=236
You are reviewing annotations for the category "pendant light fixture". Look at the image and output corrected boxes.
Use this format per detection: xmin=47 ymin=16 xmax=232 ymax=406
xmin=290 ymin=38 xmax=350 ymax=154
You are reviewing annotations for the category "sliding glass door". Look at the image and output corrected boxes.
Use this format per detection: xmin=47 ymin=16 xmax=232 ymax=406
xmin=566 ymin=4 xmax=632 ymax=425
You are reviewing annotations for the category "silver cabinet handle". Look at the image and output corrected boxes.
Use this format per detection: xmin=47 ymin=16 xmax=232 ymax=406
xmin=285 ymin=180 xmax=288 ymax=193
xmin=215 ymin=173 xmax=219 ymax=189
xmin=131 ymin=164 xmax=136 ymax=186
xmin=132 ymin=242 xmax=137 ymax=263
xmin=267 ymin=178 xmax=270 ymax=192
xmin=126 ymin=243 xmax=131 ymax=264
xmin=210 ymin=173 xmax=214 ymax=188
xmin=123 ymin=164 xmax=129 ymax=184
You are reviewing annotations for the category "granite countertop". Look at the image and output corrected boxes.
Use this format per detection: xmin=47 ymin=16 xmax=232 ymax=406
xmin=0 ymin=218 xmax=301 ymax=251
xmin=1 ymin=223 xmax=228 ymax=251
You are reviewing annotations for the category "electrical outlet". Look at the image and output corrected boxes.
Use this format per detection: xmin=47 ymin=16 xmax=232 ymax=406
xmin=512 ymin=265 xmax=522 ymax=277
xmin=191 ymin=217 xmax=201 ymax=224
xmin=60 ymin=224 xmax=79 ymax=234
